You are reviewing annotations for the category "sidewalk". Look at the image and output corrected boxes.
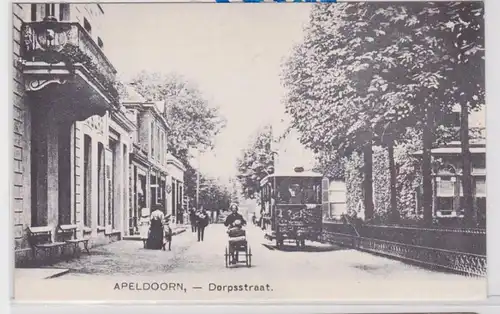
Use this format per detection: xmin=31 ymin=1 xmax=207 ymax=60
xmin=122 ymin=225 xmax=187 ymax=241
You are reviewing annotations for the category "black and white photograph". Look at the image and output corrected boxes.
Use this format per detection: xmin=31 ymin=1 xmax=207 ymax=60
xmin=11 ymin=1 xmax=486 ymax=301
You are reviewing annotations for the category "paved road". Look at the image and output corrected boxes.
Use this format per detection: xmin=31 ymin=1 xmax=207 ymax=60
xmin=14 ymin=224 xmax=486 ymax=301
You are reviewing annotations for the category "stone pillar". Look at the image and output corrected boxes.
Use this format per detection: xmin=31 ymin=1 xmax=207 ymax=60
xmin=113 ymin=141 xmax=123 ymax=234
xmin=58 ymin=121 xmax=72 ymax=225
xmin=146 ymin=168 xmax=151 ymax=211
xmin=91 ymin=137 xmax=99 ymax=236
xmin=180 ymin=183 xmax=184 ymax=224
xmin=123 ymin=144 xmax=130 ymax=236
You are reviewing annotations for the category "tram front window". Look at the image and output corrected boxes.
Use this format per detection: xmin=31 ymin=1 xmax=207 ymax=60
xmin=277 ymin=178 xmax=321 ymax=204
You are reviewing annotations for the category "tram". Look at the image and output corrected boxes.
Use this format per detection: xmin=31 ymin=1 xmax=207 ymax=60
xmin=260 ymin=167 xmax=324 ymax=249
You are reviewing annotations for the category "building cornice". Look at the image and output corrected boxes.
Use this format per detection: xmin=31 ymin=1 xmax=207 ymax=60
xmin=111 ymin=109 xmax=136 ymax=133
xmin=122 ymin=102 xmax=170 ymax=131
xmin=167 ymin=154 xmax=187 ymax=172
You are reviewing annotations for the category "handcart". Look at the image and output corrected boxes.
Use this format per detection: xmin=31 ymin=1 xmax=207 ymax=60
xmin=224 ymin=226 xmax=252 ymax=268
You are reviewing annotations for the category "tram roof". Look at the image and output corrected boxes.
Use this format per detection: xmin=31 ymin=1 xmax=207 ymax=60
xmin=259 ymin=171 xmax=323 ymax=186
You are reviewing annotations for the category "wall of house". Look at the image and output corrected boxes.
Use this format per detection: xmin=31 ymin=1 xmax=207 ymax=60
xmin=12 ymin=3 xmax=123 ymax=264
xmin=13 ymin=4 xmax=33 ymax=263
xmin=137 ymin=111 xmax=151 ymax=155
xmin=70 ymin=4 xmax=105 ymax=49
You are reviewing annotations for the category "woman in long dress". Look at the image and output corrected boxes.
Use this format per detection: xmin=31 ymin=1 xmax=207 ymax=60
xmin=147 ymin=208 xmax=165 ymax=250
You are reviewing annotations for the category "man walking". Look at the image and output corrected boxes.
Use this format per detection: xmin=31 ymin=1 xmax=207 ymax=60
xmin=196 ymin=207 xmax=209 ymax=242
xmin=190 ymin=207 xmax=197 ymax=233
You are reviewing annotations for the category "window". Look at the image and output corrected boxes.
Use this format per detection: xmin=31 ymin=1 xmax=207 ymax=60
xmin=84 ymin=17 xmax=92 ymax=34
xmin=474 ymin=177 xmax=486 ymax=197
xmin=277 ymin=178 xmax=322 ymax=204
xmin=83 ymin=135 xmax=92 ymax=227
xmin=45 ymin=3 xmax=56 ymax=17
xmin=473 ymin=157 xmax=486 ymax=169
xmin=436 ymin=176 xmax=455 ymax=197
xmin=437 ymin=197 xmax=454 ymax=213
xmin=156 ymin=127 xmax=161 ymax=161
xmin=150 ymin=175 xmax=157 ymax=207
xmin=97 ymin=143 xmax=105 ymax=227
xmin=160 ymin=131 xmax=165 ymax=165
xmin=30 ymin=4 xmax=37 ymax=21
xmin=150 ymin=121 xmax=155 ymax=158
xmin=443 ymin=112 xmax=460 ymax=128
xmin=97 ymin=37 xmax=104 ymax=49
xmin=59 ymin=3 xmax=70 ymax=21
xmin=31 ymin=3 xmax=59 ymax=21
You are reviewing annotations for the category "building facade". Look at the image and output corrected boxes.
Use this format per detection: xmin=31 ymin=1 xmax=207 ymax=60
xmin=121 ymin=86 xmax=173 ymax=235
xmin=414 ymin=107 xmax=486 ymax=224
xmin=13 ymin=3 xmax=137 ymax=265
xmin=166 ymin=154 xmax=186 ymax=225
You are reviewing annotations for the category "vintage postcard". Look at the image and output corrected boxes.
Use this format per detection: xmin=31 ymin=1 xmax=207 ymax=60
xmin=12 ymin=1 xmax=486 ymax=301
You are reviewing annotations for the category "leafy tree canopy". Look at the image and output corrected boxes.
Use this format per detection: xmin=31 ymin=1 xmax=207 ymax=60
xmin=281 ymin=1 xmax=484 ymax=172
xmin=236 ymin=124 xmax=275 ymax=200
xmin=129 ymin=71 xmax=227 ymax=162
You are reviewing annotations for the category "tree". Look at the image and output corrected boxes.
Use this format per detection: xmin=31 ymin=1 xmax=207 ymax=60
xmin=129 ymin=71 xmax=227 ymax=161
xmin=444 ymin=2 xmax=485 ymax=225
xmin=198 ymin=176 xmax=231 ymax=211
xmin=282 ymin=2 xmax=484 ymax=224
xmin=236 ymin=124 xmax=275 ymax=200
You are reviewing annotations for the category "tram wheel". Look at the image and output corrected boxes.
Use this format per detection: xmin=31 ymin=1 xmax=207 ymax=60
xmin=225 ymin=247 xmax=229 ymax=268
xmin=247 ymin=247 xmax=252 ymax=267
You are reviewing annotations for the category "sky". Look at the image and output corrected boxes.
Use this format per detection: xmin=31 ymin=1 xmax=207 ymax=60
xmin=101 ymin=3 xmax=314 ymax=178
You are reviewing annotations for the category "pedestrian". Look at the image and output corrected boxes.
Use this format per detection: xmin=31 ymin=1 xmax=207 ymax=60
xmin=147 ymin=207 xmax=165 ymax=250
xmin=163 ymin=217 xmax=173 ymax=251
xmin=196 ymin=207 xmax=209 ymax=242
xmin=215 ymin=208 xmax=220 ymax=223
xmin=224 ymin=204 xmax=247 ymax=228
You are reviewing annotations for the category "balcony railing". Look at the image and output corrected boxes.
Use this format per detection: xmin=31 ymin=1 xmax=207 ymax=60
xmin=21 ymin=19 xmax=118 ymax=101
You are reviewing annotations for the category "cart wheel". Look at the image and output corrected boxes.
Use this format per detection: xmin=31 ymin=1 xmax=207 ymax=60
xmin=247 ymin=247 xmax=252 ymax=267
xmin=225 ymin=247 xmax=229 ymax=268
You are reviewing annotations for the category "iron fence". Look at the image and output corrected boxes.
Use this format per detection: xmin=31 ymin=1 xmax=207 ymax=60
xmin=322 ymin=222 xmax=486 ymax=276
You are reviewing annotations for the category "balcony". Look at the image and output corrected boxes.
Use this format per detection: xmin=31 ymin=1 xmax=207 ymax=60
xmin=19 ymin=18 xmax=119 ymax=120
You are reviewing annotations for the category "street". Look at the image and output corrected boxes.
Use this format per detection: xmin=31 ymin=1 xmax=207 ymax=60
xmin=14 ymin=224 xmax=486 ymax=301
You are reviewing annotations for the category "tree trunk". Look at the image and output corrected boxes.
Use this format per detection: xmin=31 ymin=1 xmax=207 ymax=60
xmin=363 ymin=140 xmax=374 ymax=221
xmin=388 ymin=142 xmax=399 ymax=223
xmin=422 ymin=109 xmax=434 ymax=225
xmin=460 ymin=102 xmax=475 ymax=225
